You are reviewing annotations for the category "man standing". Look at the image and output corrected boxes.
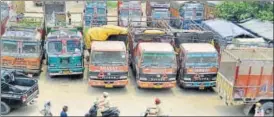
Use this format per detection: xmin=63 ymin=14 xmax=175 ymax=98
xmin=60 ymin=106 xmax=68 ymax=117
xmin=67 ymin=11 xmax=71 ymax=25
xmin=254 ymin=103 xmax=264 ymax=117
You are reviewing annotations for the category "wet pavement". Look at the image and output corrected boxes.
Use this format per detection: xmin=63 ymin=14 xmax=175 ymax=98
xmin=5 ymin=1 xmax=245 ymax=116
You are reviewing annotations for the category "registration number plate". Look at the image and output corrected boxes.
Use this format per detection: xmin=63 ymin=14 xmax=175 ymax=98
xmin=154 ymin=85 xmax=163 ymax=89
xmin=63 ymin=70 xmax=70 ymax=74
xmin=105 ymin=84 xmax=113 ymax=88
xmin=199 ymin=84 xmax=205 ymax=90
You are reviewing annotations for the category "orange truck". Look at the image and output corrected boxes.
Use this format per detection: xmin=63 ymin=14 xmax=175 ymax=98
xmin=132 ymin=42 xmax=177 ymax=89
xmin=88 ymin=41 xmax=129 ymax=88
xmin=1 ymin=26 xmax=43 ymax=76
xmin=216 ymin=48 xmax=273 ymax=116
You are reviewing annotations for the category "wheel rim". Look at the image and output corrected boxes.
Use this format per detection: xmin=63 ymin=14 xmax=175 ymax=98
xmin=265 ymin=108 xmax=273 ymax=115
xmin=1 ymin=103 xmax=6 ymax=112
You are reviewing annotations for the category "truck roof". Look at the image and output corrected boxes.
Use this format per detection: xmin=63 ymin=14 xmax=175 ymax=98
xmin=180 ymin=43 xmax=217 ymax=53
xmin=91 ymin=41 xmax=126 ymax=51
xmin=139 ymin=43 xmax=174 ymax=52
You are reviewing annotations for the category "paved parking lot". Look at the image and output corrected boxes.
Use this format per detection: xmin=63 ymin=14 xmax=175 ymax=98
xmin=6 ymin=1 xmax=245 ymax=116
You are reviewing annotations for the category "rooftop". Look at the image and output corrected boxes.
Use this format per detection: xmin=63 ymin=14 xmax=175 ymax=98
xmin=180 ymin=43 xmax=217 ymax=53
xmin=139 ymin=42 xmax=174 ymax=52
xmin=91 ymin=41 xmax=126 ymax=51
xmin=238 ymin=19 xmax=273 ymax=41
xmin=202 ymin=19 xmax=254 ymax=38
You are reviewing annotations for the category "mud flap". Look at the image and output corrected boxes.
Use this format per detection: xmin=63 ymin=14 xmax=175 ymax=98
xmin=243 ymin=103 xmax=254 ymax=116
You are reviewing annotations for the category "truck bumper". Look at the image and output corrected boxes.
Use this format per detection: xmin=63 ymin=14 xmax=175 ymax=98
xmin=48 ymin=67 xmax=84 ymax=76
xmin=88 ymin=79 xmax=128 ymax=88
xmin=137 ymin=81 xmax=176 ymax=89
xmin=2 ymin=67 xmax=40 ymax=74
xmin=179 ymin=80 xmax=216 ymax=88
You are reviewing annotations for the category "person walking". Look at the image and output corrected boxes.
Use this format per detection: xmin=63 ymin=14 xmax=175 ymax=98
xmin=254 ymin=103 xmax=264 ymax=117
xmin=60 ymin=106 xmax=68 ymax=117
xmin=40 ymin=101 xmax=52 ymax=116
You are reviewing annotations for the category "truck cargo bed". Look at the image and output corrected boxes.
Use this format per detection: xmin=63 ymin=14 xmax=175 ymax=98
xmin=217 ymin=48 xmax=273 ymax=104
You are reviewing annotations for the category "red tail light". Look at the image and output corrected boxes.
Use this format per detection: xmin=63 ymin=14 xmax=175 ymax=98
xmin=98 ymin=70 xmax=105 ymax=78
xmin=21 ymin=94 xmax=27 ymax=102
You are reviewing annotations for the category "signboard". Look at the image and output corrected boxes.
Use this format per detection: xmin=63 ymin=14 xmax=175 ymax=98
xmin=55 ymin=12 xmax=66 ymax=26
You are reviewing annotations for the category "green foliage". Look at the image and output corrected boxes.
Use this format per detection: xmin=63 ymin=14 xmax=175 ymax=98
xmin=215 ymin=1 xmax=274 ymax=22
xmin=107 ymin=1 xmax=117 ymax=9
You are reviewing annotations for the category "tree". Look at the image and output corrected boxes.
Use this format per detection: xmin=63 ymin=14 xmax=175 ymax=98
xmin=214 ymin=1 xmax=273 ymax=22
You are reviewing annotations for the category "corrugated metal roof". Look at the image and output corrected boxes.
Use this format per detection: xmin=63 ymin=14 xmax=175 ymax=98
xmin=202 ymin=19 xmax=254 ymax=38
xmin=239 ymin=19 xmax=273 ymax=41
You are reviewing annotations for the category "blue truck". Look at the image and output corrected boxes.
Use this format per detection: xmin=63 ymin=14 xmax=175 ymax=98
xmin=170 ymin=1 xmax=205 ymax=29
xmin=146 ymin=1 xmax=170 ymax=26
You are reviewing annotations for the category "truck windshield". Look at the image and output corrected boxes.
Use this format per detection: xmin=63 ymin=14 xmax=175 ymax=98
xmin=142 ymin=52 xmax=175 ymax=67
xmin=131 ymin=10 xmax=141 ymax=18
xmin=1 ymin=41 xmax=18 ymax=53
xmin=91 ymin=51 xmax=126 ymax=65
xmin=48 ymin=41 xmax=62 ymax=54
xmin=67 ymin=40 xmax=81 ymax=53
xmin=22 ymin=42 xmax=39 ymax=53
xmin=120 ymin=10 xmax=129 ymax=17
xmin=98 ymin=8 xmax=106 ymax=14
xmin=186 ymin=56 xmax=217 ymax=63
xmin=153 ymin=11 xmax=169 ymax=19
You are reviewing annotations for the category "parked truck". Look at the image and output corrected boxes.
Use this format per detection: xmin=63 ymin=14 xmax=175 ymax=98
xmin=146 ymin=1 xmax=170 ymax=26
xmin=85 ymin=25 xmax=129 ymax=88
xmin=0 ymin=1 xmax=9 ymax=36
xmin=217 ymin=48 xmax=273 ymax=116
xmin=128 ymin=23 xmax=177 ymax=89
xmin=117 ymin=1 xmax=142 ymax=27
xmin=1 ymin=70 xmax=39 ymax=115
xmin=88 ymin=41 xmax=129 ymax=88
xmin=1 ymin=17 xmax=43 ymax=76
xmin=170 ymin=1 xmax=204 ymax=29
xmin=177 ymin=43 xmax=218 ymax=89
xmin=43 ymin=1 xmax=66 ymax=33
xmin=44 ymin=27 xmax=84 ymax=77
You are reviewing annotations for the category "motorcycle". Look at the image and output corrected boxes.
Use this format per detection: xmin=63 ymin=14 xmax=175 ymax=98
xmin=85 ymin=102 xmax=120 ymax=117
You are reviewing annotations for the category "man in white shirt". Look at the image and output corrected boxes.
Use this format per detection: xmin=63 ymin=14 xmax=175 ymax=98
xmin=254 ymin=103 xmax=265 ymax=117
xmin=99 ymin=92 xmax=111 ymax=112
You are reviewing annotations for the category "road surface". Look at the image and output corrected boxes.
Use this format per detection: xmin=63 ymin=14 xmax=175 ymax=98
xmin=6 ymin=1 xmax=245 ymax=116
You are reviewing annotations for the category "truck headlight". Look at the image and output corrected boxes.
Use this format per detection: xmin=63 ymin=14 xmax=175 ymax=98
xmin=49 ymin=64 xmax=55 ymax=67
xmin=120 ymin=76 xmax=127 ymax=79
xmin=90 ymin=76 xmax=97 ymax=78
xmin=183 ymin=78 xmax=191 ymax=81
xmin=140 ymin=77 xmax=147 ymax=80
xmin=76 ymin=63 xmax=82 ymax=66
xmin=169 ymin=78 xmax=176 ymax=81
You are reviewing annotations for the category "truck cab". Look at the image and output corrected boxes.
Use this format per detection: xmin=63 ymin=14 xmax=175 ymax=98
xmin=1 ymin=27 xmax=43 ymax=76
xmin=45 ymin=28 xmax=84 ymax=77
xmin=170 ymin=1 xmax=204 ymax=29
xmin=84 ymin=1 xmax=107 ymax=27
xmin=178 ymin=43 xmax=218 ymax=89
xmin=1 ymin=70 xmax=39 ymax=115
xmin=118 ymin=1 xmax=142 ymax=27
xmin=88 ymin=41 xmax=128 ymax=88
xmin=133 ymin=43 xmax=177 ymax=89
xmin=146 ymin=1 xmax=170 ymax=26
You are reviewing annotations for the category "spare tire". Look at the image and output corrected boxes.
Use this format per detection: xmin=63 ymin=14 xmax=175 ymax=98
xmin=1 ymin=101 xmax=11 ymax=115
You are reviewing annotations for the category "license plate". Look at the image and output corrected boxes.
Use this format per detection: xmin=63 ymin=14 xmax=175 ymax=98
xmin=199 ymin=84 xmax=205 ymax=90
xmin=154 ymin=85 xmax=163 ymax=89
xmin=63 ymin=70 xmax=70 ymax=74
xmin=105 ymin=84 xmax=113 ymax=88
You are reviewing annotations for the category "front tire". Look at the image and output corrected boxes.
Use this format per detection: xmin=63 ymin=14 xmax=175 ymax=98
xmin=1 ymin=101 xmax=11 ymax=115
xmin=262 ymin=101 xmax=274 ymax=116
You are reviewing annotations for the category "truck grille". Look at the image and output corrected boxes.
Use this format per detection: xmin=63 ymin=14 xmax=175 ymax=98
xmin=61 ymin=58 xmax=70 ymax=65
xmin=89 ymin=72 xmax=127 ymax=80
